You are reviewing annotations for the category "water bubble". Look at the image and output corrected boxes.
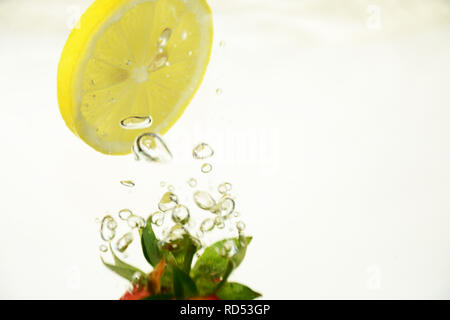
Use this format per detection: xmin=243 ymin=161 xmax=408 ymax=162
xmin=119 ymin=209 xmax=133 ymax=220
xmin=217 ymin=197 xmax=235 ymax=217
xmin=158 ymin=28 xmax=172 ymax=48
xmin=215 ymin=216 xmax=225 ymax=229
xmin=171 ymin=204 xmax=190 ymax=225
xmin=134 ymin=133 xmax=173 ymax=162
xmin=218 ymin=182 xmax=232 ymax=195
xmin=168 ymin=185 xmax=175 ymax=192
xmin=193 ymin=191 xmax=216 ymax=210
xmin=236 ymin=221 xmax=246 ymax=232
xmin=219 ymin=40 xmax=225 ymax=48
xmin=188 ymin=51 xmax=193 ymax=56
xmin=159 ymin=192 xmax=179 ymax=212
xmin=201 ymin=163 xmax=212 ymax=173
xmin=100 ymin=215 xmax=116 ymax=241
xmin=120 ymin=180 xmax=135 ymax=188
xmin=167 ymin=224 xmax=185 ymax=241
xmin=200 ymin=218 xmax=215 ymax=232
xmin=234 ymin=211 xmax=240 ymax=218
xmin=107 ymin=219 xmax=118 ymax=230
xmin=187 ymin=178 xmax=197 ymax=188
xmin=131 ymin=272 xmax=144 ymax=287
xmin=192 ymin=143 xmax=214 ymax=159
xmin=224 ymin=240 xmax=234 ymax=252
xmin=150 ymin=211 xmax=165 ymax=226
xmin=127 ymin=214 xmax=146 ymax=229
xmin=116 ymin=232 xmax=133 ymax=252
xmin=120 ymin=116 xmax=152 ymax=129
xmin=216 ymin=88 xmax=223 ymax=95
xmin=147 ymin=51 xmax=169 ymax=72
xmin=99 ymin=244 xmax=108 ymax=253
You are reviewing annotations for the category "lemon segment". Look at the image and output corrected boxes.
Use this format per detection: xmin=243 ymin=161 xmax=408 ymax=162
xmin=57 ymin=0 xmax=213 ymax=154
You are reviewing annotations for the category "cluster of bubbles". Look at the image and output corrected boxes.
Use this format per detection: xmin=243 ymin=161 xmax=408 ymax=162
xmin=100 ymin=136 xmax=247 ymax=261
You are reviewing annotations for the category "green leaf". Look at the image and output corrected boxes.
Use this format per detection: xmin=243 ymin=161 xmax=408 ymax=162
xmin=101 ymin=246 xmax=145 ymax=282
xmin=190 ymin=236 xmax=252 ymax=296
xmin=166 ymin=234 xmax=199 ymax=273
xmin=216 ymin=282 xmax=261 ymax=300
xmin=172 ymin=266 xmax=198 ymax=299
xmin=141 ymin=219 xmax=162 ymax=266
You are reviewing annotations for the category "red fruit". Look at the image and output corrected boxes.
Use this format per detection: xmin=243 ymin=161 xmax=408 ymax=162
xmin=120 ymin=284 xmax=150 ymax=300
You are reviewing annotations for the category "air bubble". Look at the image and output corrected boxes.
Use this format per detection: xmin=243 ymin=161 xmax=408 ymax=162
xmin=120 ymin=116 xmax=152 ymax=129
xmin=119 ymin=209 xmax=132 ymax=220
xmin=201 ymin=163 xmax=212 ymax=173
xmin=127 ymin=214 xmax=146 ymax=229
xmin=159 ymin=192 xmax=179 ymax=212
xmin=120 ymin=180 xmax=135 ymax=188
xmin=200 ymin=218 xmax=215 ymax=232
xmin=99 ymin=244 xmax=108 ymax=253
xmin=171 ymin=204 xmax=190 ymax=225
xmin=236 ymin=221 xmax=246 ymax=232
xmin=193 ymin=191 xmax=216 ymax=211
xmin=193 ymin=143 xmax=214 ymax=159
xmin=158 ymin=28 xmax=172 ymax=48
xmin=150 ymin=211 xmax=165 ymax=226
xmin=100 ymin=215 xmax=117 ymax=241
xmin=187 ymin=178 xmax=197 ymax=188
xmin=116 ymin=232 xmax=133 ymax=252
xmin=133 ymin=133 xmax=173 ymax=163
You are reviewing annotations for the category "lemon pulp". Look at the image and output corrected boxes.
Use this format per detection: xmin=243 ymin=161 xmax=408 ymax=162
xmin=57 ymin=0 xmax=213 ymax=154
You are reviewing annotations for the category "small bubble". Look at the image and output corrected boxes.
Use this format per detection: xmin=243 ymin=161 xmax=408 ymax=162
xmin=234 ymin=211 xmax=240 ymax=218
xmin=120 ymin=180 xmax=135 ymax=188
xmin=215 ymin=216 xmax=225 ymax=229
xmin=158 ymin=28 xmax=172 ymax=48
xmin=181 ymin=30 xmax=188 ymax=40
xmin=160 ymin=181 xmax=166 ymax=187
xmin=119 ymin=209 xmax=133 ymax=220
xmin=188 ymin=51 xmax=193 ymax=56
xmin=236 ymin=221 xmax=246 ymax=232
xmin=219 ymin=40 xmax=225 ymax=48
xmin=216 ymin=197 xmax=235 ymax=217
xmin=147 ymin=51 xmax=168 ymax=72
xmin=116 ymin=232 xmax=133 ymax=252
xmin=193 ymin=143 xmax=214 ymax=159
xmin=167 ymin=224 xmax=185 ymax=241
xmin=159 ymin=192 xmax=179 ymax=212
xmin=201 ymin=163 xmax=212 ymax=173
xmin=187 ymin=178 xmax=197 ymax=188
xmin=193 ymin=191 xmax=216 ymax=211
xmin=99 ymin=244 xmax=108 ymax=253
xmin=150 ymin=211 xmax=165 ymax=226
xmin=216 ymin=88 xmax=223 ymax=95
xmin=100 ymin=215 xmax=116 ymax=241
xmin=168 ymin=185 xmax=175 ymax=192
xmin=200 ymin=218 xmax=215 ymax=232
xmin=131 ymin=272 xmax=144 ymax=287
xmin=127 ymin=214 xmax=146 ymax=229
xmin=133 ymin=133 xmax=173 ymax=163
xmin=120 ymin=116 xmax=152 ymax=130
xmin=171 ymin=204 xmax=190 ymax=225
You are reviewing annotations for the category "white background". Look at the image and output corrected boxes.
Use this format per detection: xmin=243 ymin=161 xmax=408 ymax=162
xmin=1 ymin=0 xmax=450 ymax=299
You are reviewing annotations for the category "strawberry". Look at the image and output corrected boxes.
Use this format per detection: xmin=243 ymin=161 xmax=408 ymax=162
xmin=103 ymin=220 xmax=261 ymax=300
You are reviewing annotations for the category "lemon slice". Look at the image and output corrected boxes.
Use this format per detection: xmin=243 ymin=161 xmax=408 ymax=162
xmin=57 ymin=0 xmax=213 ymax=155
